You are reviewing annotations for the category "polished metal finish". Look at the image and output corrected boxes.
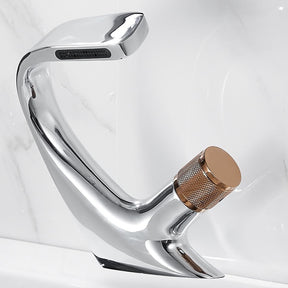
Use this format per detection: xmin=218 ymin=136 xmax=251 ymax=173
xmin=16 ymin=13 xmax=240 ymax=278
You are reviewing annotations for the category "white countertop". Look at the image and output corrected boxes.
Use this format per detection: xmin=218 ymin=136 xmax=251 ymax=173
xmin=0 ymin=238 xmax=286 ymax=288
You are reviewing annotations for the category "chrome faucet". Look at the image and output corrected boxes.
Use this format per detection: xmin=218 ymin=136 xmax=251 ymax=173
xmin=16 ymin=12 xmax=241 ymax=278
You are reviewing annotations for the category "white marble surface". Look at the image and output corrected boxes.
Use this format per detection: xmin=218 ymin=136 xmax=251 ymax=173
xmin=1 ymin=0 xmax=288 ymax=284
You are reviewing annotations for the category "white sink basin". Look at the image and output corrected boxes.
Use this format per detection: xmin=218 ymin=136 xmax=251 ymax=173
xmin=0 ymin=238 xmax=286 ymax=288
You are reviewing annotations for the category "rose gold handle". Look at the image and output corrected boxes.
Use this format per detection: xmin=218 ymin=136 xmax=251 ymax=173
xmin=174 ymin=146 xmax=241 ymax=212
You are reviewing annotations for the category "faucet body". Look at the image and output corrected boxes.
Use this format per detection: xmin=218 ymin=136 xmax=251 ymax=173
xmin=16 ymin=12 xmax=240 ymax=278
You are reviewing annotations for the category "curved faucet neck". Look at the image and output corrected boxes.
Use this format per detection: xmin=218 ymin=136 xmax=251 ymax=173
xmin=16 ymin=13 xmax=225 ymax=279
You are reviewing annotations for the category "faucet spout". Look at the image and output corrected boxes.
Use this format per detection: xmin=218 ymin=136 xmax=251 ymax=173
xmin=16 ymin=12 xmax=241 ymax=278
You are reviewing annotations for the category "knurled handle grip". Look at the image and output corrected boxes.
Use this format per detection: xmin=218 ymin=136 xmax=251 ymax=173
xmin=174 ymin=146 xmax=241 ymax=212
